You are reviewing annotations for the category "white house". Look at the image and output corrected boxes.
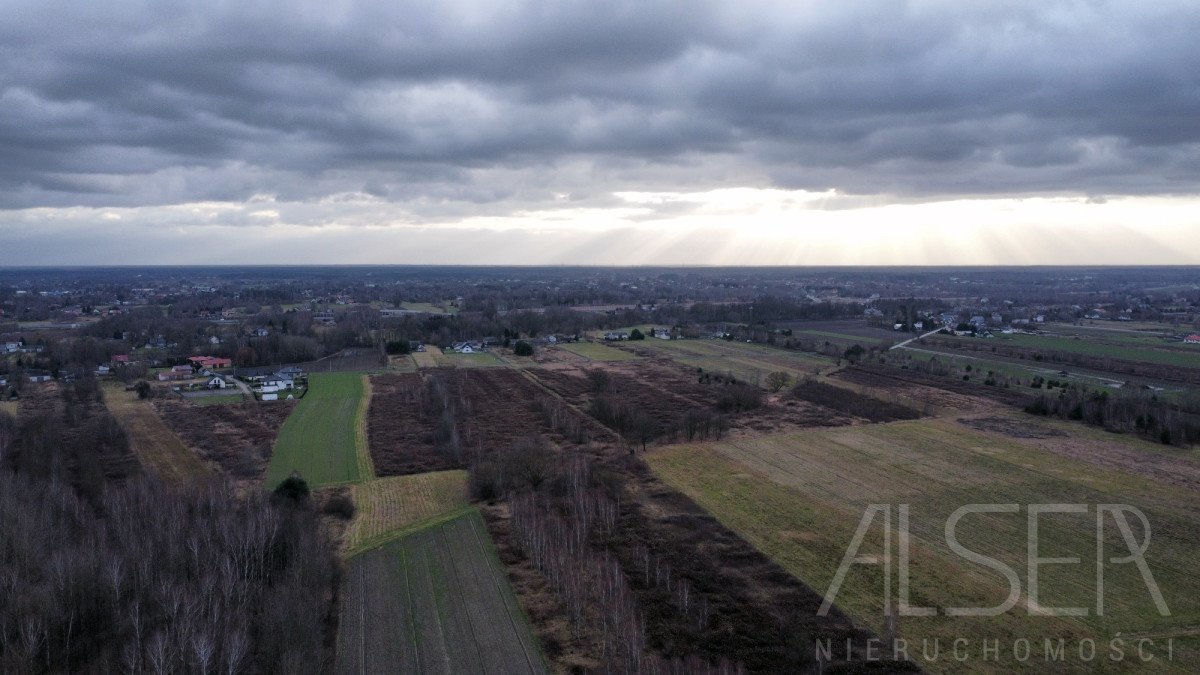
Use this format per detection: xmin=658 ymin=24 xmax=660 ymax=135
xmin=262 ymin=375 xmax=294 ymax=390
xmin=262 ymin=392 xmax=279 ymax=401
xmin=207 ymin=376 xmax=227 ymax=389
xmin=0 ymin=376 xmax=7 ymax=387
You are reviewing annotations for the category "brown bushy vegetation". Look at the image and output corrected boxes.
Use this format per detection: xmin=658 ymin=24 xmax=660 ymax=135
xmin=790 ymin=378 xmax=923 ymax=422
xmin=154 ymin=399 xmax=295 ymax=480
xmin=370 ymin=369 xmax=599 ymax=476
xmin=475 ymin=431 xmax=874 ymax=672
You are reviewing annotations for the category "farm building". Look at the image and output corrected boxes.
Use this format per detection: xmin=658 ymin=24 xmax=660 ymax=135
xmin=187 ymin=355 xmax=232 ymax=370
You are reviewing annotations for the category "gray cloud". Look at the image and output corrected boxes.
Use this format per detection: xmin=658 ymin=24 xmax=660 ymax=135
xmin=1 ymin=0 xmax=1199 ymax=214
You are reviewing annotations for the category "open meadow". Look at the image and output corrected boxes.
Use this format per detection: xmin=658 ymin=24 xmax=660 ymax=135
xmin=337 ymin=509 xmax=545 ymax=674
xmin=647 ymin=415 xmax=1200 ymax=671
xmin=265 ymin=372 xmax=372 ymax=488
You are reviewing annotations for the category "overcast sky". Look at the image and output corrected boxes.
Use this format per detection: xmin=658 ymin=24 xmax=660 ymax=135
xmin=2 ymin=0 xmax=1199 ymax=265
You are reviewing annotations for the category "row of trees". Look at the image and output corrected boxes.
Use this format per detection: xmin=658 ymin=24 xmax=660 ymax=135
xmin=1026 ymin=389 xmax=1200 ymax=446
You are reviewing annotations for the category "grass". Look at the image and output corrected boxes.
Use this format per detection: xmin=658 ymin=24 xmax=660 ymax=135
xmin=401 ymin=301 xmax=458 ymax=315
xmin=102 ymin=383 xmax=209 ymax=485
xmin=436 ymin=351 xmax=505 ymax=368
xmin=0 ymin=399 xmax=17 ymax=418
xmin=189 ymin=393 xmax=246 ymax=406
xmin=336 ymin=509 xmax=545 ymax=674
xmin=343 ymin=471 xmax=469 ymax=555
xmin=558 ymin=341 xmax=639 ymax=361
xmin=646 ymin=417 xmax=1200 ymax=672
xmin=971 ymin=333 xmax=1200 ymax=370
xmin=411 ymin=346 xmax=441 ymax=368
xmin=265 ymin=372 xmax=371 ymax=489
xmin=635 ymin=338 xmax=833 ymax=384
xmin=387 ymin=354 xmax=418 ymax=372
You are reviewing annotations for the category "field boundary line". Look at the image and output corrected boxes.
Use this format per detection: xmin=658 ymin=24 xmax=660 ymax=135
xmin=354 ymin=374 xmax=375 ymax=481
xmin=344 ymin=505 xmax=477 ymax=559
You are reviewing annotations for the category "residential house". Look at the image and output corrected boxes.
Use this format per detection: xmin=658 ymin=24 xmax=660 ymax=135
xmin=207 ymin=376 xmax=227 ymax=389
xmin=95 ymin=365 xmax=111 ymax=376
xmin=277 ymin=365 xmax=304 ymax=379
xmin=27 ymin=370 xmax=52 ymax=383
xmin=603 ymin=332 xmax=629 ymax=341
xmin=157 ymin=365 xmax=195 ymax=382
xmin=1184 ymin=334 xmax=1200 ymax=344
xmin=0 ymin=376 xmax=7 ymax=387
xmin=261 ymin=374 xmax=294 ymax=392
xmin=250 ymin=327 xmax=270 ymax=337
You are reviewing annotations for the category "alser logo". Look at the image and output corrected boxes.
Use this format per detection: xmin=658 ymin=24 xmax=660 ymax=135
xmin=819 ymin=503 xmax=1170 ymax=618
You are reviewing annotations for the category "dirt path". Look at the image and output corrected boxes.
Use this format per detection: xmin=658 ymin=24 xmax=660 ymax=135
xmin=103 ymin=384 xmax=209 ymax=485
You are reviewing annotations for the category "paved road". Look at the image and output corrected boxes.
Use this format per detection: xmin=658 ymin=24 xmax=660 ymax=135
xmin=889 ymin=327 xmax=947 ymax=350
xmin=228 ymin=376 xmax=255 ymax=401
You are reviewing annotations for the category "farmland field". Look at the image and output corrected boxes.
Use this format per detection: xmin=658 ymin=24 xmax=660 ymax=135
xmin=337 ymin=509 xmax=545 ymax=674
xmin=436 ymin=351 xmax=505 ymax=368
xmin=0 ymin=399 xmax=17 ymax=418
xmin=345 ymin=470 xmax=469 ymax=555
xmin=188 ymin=393 xmax=247 ymax=405
xmin=997 ymin=332 xmax=1200 ymax=369
xmin=411 ymin=345 xmax=441 ymax=368
xmin=155 ymin=398 xmax=295 ymax=482
xmin=630 ymin=338 xmax=833 ymax=383
xmin=558 ymin=341 xmax=639 ymax=361
xmin=103 ymin=382 xmax=209 ymax=485
xmin=265 ymin=372 xmax=372 ymax=488
xmin=401 ymin=301 xmax=458 ymax=315
xmin=647 ymin=416 xmax=1200 ymax=671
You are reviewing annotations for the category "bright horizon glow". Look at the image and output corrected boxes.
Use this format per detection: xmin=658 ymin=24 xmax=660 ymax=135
xmin=1 ymin=189 xmax=1197 ymax=266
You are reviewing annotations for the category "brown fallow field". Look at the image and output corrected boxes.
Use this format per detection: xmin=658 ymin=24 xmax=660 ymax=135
xmin=363 ymin=361 xmax=896 ymax=671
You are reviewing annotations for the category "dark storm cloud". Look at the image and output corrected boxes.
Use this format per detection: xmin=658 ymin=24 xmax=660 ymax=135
xmin=2 ymin=0 xmax=1199 ymax=211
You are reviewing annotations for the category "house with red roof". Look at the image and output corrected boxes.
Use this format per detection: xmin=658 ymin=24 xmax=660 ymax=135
xmin=1184 ymin=334 xmax=1200 ymax=344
